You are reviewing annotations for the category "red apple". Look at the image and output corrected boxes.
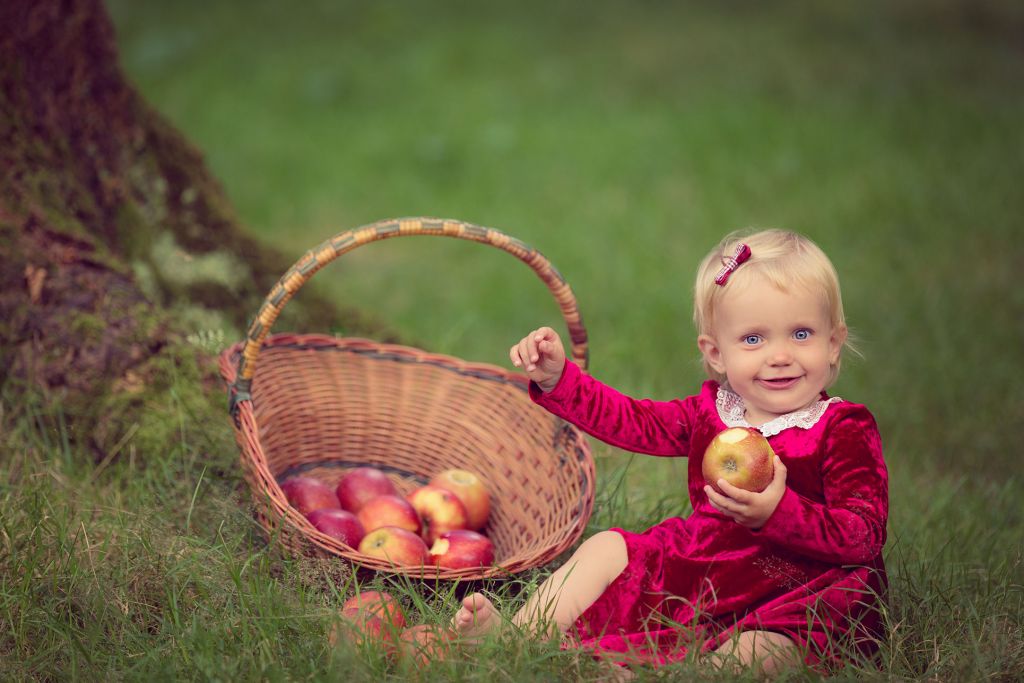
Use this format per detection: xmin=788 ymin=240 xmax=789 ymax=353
xmin=702 ymin=427 xmax=775 ymax=495
xmin=406 ymin=485 xmax=469 ymax=545
xmin=429 ymin=468 xmax=491 ymax=530
xmin=280 ymin=476 xmax=340 ymax=516
xmin=336 ymin=466 xmax=400 ymax=513
xmin=396 ymin=624 xmax=455 ymax=667
xmin=428 ymin=529 xmax=495 ymax=570
xmin=307 ymin=508 xmax=365 ymax=548
xmin=358 ymin=526 xmax=429 ymax=567
xmin=330 ymin=590 xmax=406 ymax=653
xmin=357 ymin=494 xmax=422 ymax=535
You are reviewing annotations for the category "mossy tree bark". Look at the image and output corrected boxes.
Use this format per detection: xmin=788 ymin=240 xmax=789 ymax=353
xmin=0 ymin=0 xmax=377 ymax=461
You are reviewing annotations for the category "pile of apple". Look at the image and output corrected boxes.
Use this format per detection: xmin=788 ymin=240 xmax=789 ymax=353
xmin=280 ymin=466 xmax=495 ymax=570
xmin=329 ymin=590 xmax=455 ymax=665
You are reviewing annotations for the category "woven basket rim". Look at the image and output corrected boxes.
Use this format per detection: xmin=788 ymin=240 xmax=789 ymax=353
xmin=220 ymin=333 xmax=533 ymax=390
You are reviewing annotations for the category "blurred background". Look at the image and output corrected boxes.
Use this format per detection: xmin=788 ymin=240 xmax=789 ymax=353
xmin=4 ymin=4 xmax=1023 ymax=679
xmin=107 ymin=0 xmax=1022 ymax=502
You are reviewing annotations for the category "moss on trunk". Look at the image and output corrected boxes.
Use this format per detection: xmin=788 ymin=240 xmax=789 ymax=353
xmin=0 ymin=0 xmax=389 ymax=461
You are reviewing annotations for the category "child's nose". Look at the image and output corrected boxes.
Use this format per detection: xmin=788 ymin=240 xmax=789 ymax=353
xmin=768 ymin=344 xmax=793 ymax=365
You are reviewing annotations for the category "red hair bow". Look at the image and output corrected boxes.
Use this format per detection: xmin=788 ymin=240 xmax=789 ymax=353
xmin=714 ymin=243 xmax=752 ymax=286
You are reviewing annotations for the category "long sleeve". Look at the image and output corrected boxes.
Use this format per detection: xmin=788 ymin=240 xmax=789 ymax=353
xmin=529 ymin=359 xmax=691 ymax=457
xmin=754 ymin=406 xmax=888 ymax=565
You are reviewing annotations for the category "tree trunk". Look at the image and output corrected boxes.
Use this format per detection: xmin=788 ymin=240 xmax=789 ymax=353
xmin=0 ymin=0 xmax=378 ymax=460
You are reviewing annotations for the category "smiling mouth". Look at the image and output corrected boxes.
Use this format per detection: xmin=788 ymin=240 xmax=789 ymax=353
xmin=758 ymin=377 xmax=800 ymax=389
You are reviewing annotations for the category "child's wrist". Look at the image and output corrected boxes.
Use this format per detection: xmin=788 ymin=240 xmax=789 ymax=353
xmin=536 ymin=376 xmax=560 ymax=393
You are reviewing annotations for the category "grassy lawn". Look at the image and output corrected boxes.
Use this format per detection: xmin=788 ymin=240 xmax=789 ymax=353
xmin=2 ymin=0 xmax=1022 ymax=679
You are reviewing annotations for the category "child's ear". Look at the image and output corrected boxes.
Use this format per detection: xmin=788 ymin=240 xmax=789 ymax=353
xmin=698 ymin=334 xmax=726 ymax=374
xmin=829 ymin=324 xmax=848 ymax=365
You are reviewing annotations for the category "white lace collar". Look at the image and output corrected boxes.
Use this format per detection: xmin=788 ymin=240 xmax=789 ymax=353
xmin=716 ymin=386 xmax=841 ymax=437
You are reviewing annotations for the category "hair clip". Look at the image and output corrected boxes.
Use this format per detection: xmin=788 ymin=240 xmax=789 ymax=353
xmin=714 ymin=243 xmax=752 ymax=286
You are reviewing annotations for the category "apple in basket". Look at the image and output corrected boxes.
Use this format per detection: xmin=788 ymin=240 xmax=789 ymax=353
xmin=280 ymin=476 xmax=340 ymax=516
xmin=430 ymin=468 xmax=491 ymax=530
xmin=397 ymin=624 xmax=456 ymax=667
xmin=306 ymin=508 xmax=365 ymax=548
xmin=406 ymin=485 xmax=469 ymax=545
xmin=702 ymin=427 xmax=775 ymax=495
xmin=357 ymin=495 xmax=422 ymax=536
xmin=428 ymin=529 xmax=495 ymax=570
xmin=358 ymin=526 xmax=430 ymax=567
xmin=329 ymin=590 xmax=407 ymax=653
xmin=336 ymin=466 xmax=400 ymax=513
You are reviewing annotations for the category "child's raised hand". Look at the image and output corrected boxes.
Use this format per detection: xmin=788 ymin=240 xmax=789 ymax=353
xmin=704 ymin=456 xmax=788 ymax=530
xmin=510 ymin=326 xmax=565 ymax=392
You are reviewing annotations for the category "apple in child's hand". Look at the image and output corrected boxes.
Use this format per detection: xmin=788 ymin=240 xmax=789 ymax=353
xmin=336 ymin=466 xmax=400 ymax=513
xmin=406 ymin=485 xmax=469 ymax=545
xmin=330 ymin=590 xmax=407 ymax=653
xmin=397 ymin=624 xmax=456 ymax=667
xmin=428 ymin=529 xmax=495 ymax=569
xmin=429 ymin=468 xmax=491 ymax=530
xmin=358 ymin=526 xmax=429 ymax=567
xmin=280 ymin=476 xmax=340 ymax=515
xmin=306 ymin=508 xmax=365 ymax=548
xmin=702 ymin=427 xmax=775 ymax=495
xmin=357 ymin=494 xmax=422 ymax=535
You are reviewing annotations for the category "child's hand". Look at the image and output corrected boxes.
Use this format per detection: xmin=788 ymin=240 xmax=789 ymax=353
xmin=509 ymin=326 xmax=565 ymax=392
xmin=704 ymin=456 xmax=788 ymax=529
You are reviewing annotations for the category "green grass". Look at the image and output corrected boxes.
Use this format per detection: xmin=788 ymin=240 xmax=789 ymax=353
xmin=3 ymin=0 xmax=1023 ymax=679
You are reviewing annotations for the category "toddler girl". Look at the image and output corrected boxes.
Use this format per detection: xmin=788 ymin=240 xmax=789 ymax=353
xmin=452 ymin=229 xmax=888 ymax=676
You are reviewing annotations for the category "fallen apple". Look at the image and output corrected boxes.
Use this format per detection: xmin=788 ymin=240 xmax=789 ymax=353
xmin=396 ymin=624 xmax=456 ymax=667
xmin=280 ymin=476 xmax=340 ymax=516
xmin=428 ymin=529 xmax=495 ymax=570
xmin=329 ymin=590 xmax=407 ymax=653
xmin=406 ymin=485 xmax=469 ymax=545
xmin=702 ymin=426 xmax=775 ymax=495
xmin=357 ymin=494 xmax=422 ymax=536
xmin=358 ymin=526 xmax=429 ymax=567
xmin=429 ymin=468 xmax=491 ymax=530
xmin=306 ymin=508 xmax=365 ymax=548
xmin=336 ymin=466 xmax=400 ymax=513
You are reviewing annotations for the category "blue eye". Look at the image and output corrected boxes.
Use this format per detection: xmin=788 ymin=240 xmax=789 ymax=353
xmin=794 ymin=329 xmax=811 ymax=341
xmin=742 ymin=334 xmax=762 ymax=345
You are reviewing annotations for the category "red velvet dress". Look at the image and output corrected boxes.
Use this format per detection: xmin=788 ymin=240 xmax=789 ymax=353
xmin=530 ymin=360 xmax=888 ymax=670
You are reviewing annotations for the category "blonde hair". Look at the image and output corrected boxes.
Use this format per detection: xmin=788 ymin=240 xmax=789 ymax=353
xmin=693 ymin=229 xmax=854 ymax=387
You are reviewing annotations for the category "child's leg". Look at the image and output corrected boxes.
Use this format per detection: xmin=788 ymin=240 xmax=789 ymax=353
xmin=453 ymin=530 xmax=628 ymax=640
xmin=512 ymin=530 xmax=629 ymax=637
xmin=711 ymin=630 xmax=801 ymax=677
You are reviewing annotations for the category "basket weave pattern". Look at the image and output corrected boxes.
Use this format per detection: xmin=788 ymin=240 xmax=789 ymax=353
xmin=220 ymin=218 xmax=596 ymax=580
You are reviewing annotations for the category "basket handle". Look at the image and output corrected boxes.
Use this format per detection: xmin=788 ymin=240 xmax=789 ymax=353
xmin=229 ymin=217 xmax=589 ymax=413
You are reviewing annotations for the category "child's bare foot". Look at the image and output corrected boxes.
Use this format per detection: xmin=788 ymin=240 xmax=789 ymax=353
xmin=452 ymin=592 xmax=502 ymax=642
xmin=598 ymin=661 xmax=636 ymax=681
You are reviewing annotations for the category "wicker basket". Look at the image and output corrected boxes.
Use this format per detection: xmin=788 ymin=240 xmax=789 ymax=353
xmin=219 ymin=217 xmax=596 ymax=580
